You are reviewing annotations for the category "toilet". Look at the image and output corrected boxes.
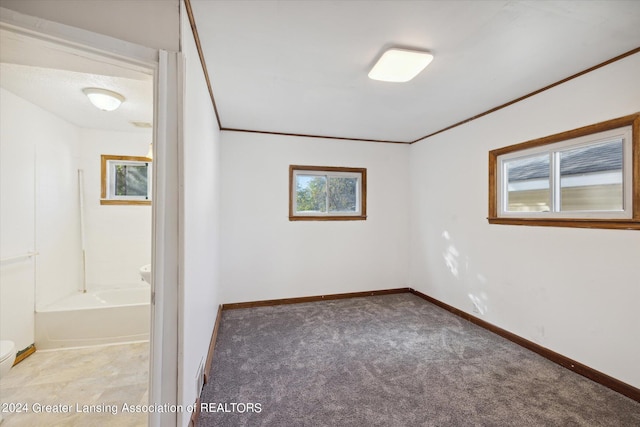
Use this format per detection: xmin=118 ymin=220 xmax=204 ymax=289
xmin=0 ymin=340 xmax=16 ymax=377
xmin=0 ymin=340 xmax=14 ymax=423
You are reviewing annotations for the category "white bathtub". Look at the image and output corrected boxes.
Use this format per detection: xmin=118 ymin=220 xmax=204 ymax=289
xmin=35 ymin=285 xmax=150 ymax=350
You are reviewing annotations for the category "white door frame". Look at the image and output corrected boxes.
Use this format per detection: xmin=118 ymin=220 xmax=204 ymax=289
xmin=150 ymin=49 xmax=181 ymax=427
xmin=0 ymin=7 xmax=181 ymax=427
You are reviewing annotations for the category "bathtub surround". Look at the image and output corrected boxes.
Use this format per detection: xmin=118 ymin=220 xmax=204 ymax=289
xmin=201 ymin=293 xmax=640 ymax=426
xmin=78 ymin=128 xmax=152 ymax=289
xmin=0 ymin=87 xmax=152 ymax=355
xmin=0 ymin=87 xmax=80 ymax=352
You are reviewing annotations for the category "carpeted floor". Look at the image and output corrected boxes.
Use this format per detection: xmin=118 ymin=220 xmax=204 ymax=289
xmin=199 ymin=293 xmax=640 ymax=426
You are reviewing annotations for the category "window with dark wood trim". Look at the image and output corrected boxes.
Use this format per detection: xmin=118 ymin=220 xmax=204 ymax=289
xmin=488 ymin=113 xmax=640 ymax=230
xmin=289 ymin=165 xmax=367 ymax=221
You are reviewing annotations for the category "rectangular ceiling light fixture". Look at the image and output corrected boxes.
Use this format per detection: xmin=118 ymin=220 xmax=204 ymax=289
xmin=368 ymin=48 xmax=434 ymax=83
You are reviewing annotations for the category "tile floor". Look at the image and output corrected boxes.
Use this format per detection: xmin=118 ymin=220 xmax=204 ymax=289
xmin=0 ymin=342 xmax=148 ymax=426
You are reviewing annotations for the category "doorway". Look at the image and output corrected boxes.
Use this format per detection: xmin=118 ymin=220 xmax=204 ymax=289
xmin=0 ymin=10 xmax=179 ymax=426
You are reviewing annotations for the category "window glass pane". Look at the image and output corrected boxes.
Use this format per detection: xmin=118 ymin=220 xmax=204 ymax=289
xmin=505 ymin=154 xmax=550 ymax=212
xmin=328 ymin=177 xmax=358 ymax=213
xmin=559 ymin=140 xmax=623 ymax=211
xmin=115 ymin=164 xmax=148 ymax=197
xmin=296 ymin=175 xmax=327 ymax=213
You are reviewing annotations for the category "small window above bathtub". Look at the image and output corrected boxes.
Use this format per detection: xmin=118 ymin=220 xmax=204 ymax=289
xmin=101 ymin=155 xmax=151 ymax=205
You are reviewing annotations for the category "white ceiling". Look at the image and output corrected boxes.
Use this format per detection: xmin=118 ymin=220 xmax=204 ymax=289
xmin=1 ymin=2 xmax=638 ymax=142
xmin=0 ymin=28 xmax=153 ymax=133
xmin=190 ymin=0 xmax=640 ymax=143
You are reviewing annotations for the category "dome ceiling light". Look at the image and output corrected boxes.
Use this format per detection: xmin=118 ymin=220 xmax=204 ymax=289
xmin=82 ymin=87 xmax=125 ymax=111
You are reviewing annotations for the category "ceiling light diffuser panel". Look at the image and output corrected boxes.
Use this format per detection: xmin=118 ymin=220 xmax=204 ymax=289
xmin=368 ymin=48 xmax=434 ymax=83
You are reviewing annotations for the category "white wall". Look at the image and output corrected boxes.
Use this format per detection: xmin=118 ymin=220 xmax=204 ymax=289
xmin=179 ymin=6 xmax=222 ymax=426
xmin=0 ymin=88 xmax=37 ymax=352
xmin=408 ymin=52 xmax=640 ymax=388
xmin=220 ymin=132 xmax=410 ymax=303
xmin=78 ymin=128 xmax=152 ymax=288
xmin=0 ymin=87 xmax=81 ymax=350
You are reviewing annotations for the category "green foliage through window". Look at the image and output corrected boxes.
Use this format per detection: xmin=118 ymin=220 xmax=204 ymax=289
xmin=101 ymin=155 xmax=152 ymax=205
xmin=296 ymin=175 xmax=358 ymax=214
xmin=290 ymin=165 xmax=366 ymax=220
xmin=115 ymin=164 xmax=148 ymax=197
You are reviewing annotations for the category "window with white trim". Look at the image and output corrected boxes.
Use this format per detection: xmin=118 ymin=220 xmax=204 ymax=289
xmin=489 ymin=113 xmax=639 ymax=230
xmin=101 ymin=155 xmax=152 ymax=205
xmin=289 ymin=165 xmax=366 ymax=221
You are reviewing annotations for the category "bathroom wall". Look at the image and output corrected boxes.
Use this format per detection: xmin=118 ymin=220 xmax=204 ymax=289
xmin=0 ymin=87 xmax=81 ymax=350
xmin=78 ymin=128 xmax=152 ymax=289
xmin=408 ymin=52 xmax=640 ymax=388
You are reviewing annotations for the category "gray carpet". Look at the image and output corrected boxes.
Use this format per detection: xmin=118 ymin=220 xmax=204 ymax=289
xmin=199 ymin=293 xmax=640 ymax=426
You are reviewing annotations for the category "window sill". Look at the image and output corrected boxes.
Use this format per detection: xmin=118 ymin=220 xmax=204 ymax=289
xmin=289 ymin=215 xmax=367 ymax=221
xmin=100 ymin=200 xmax=151 ymax=206
xmin=487 ymin=217 xmax=640 ymax=230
